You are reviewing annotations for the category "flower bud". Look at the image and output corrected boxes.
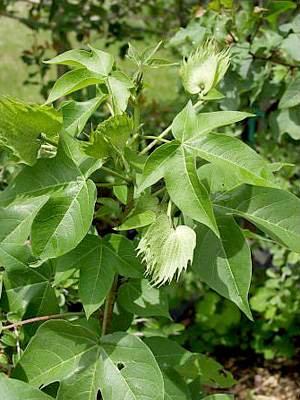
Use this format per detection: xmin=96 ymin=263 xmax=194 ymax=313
xmin=181 ymin=39 xmax=230 ymax=96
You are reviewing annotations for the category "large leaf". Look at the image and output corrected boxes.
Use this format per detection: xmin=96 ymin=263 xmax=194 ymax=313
xmin=31 ymin=179 xmax=96 ymax=261
xmin=54 ymin=234 xmax=143 ymax=317
xmin=60 ymin=95 xmax=107 ymax=136
xmin=117 ymin=279 xmax=170 ymax=318
xmin=45 ymin=46 xmax=114 ymax=76
xmin=214 ymin=185 xmax=300 ymax=253
xmin=137 ymin=215 xmax=196 ymax=285
xmin=0 ymin=375 xmax=54 ymax=400
xmin=45 ymin=68 xmax=104 ymax=105
xmin=193 ymin=211 xmax=252 ymax=318
xmin=99 ymin=332 xmax=164 ymax=400
xmin=172 ymin=101 xmax=252 ymax=140
xmin=14 ymin=320 xmax=164 ymax=400
xmin=164 ymin=147 xmax=218 ymax=235
xmin=0 ymin=96 xmax=62 ymax=165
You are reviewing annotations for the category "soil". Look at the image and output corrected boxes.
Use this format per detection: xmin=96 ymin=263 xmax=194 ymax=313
xmin=208 ymin=355 xmax=300 ymax=400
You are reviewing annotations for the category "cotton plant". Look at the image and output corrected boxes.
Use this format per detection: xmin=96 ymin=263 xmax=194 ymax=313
xmin=0 ymin=38 xmax=299 ymax=400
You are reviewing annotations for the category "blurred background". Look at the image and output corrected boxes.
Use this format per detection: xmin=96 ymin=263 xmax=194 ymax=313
xmin=0 ymin=1 xmax=299 ymax=399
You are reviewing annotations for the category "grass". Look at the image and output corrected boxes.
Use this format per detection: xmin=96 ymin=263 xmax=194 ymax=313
xmin=0 ymin=14 xmax=180 ymax=104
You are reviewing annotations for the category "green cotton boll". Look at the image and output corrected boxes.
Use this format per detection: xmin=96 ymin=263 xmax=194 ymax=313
xmin=181 ymin=39 xmax=231 ymax=96
xmin=137 ymin=215 xmax=196 ymax=286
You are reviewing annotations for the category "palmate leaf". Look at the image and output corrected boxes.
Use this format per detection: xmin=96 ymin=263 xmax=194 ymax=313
xmin=0 ymin=96 xmax=63 ymax=165
xmin=54 ymin=234 xmax=143 ymax=317
xmin=13 ymin=320 xmax=164 ymax=400
xmin=139 ymin=102 xmax=276 ymax=235
xmin=0 ymin=132 xmax=97 ymax=262
xmin=137 ymin=215 xmax=196 ymax=285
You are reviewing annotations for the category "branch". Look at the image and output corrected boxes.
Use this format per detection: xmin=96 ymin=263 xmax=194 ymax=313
xmin=102 ymin=276 xmax=118 ymax=336
xmin=249 ymin=51 xmax=300 ymax=69
xmin=2 ymin=312 xmax=85 ymax=331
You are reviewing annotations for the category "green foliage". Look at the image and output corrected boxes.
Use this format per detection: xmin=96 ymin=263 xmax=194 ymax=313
xmin=0 ymin=21 xmax=299 ymax=398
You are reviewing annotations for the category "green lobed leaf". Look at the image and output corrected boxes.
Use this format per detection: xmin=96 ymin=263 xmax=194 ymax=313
xmin=13 ymin=320 xmax=164 ymax=400
xmin=214 ymin=185 xmax=300 ymax=253
xmin=0 ymin=96 xmax=63 ymax=165
xmin=0 ymin=375 xmax=54 ymax=400
xmin=45 ymin=68 xmax=105 ymax=105
xmin=60 ymin=95 xmax=107 ymax=136
xmin=197 ymin=163 xmax=241 ymax=194
xmin=114 ymin=210 xmax=156 ymax=231
xmin=45 ymin=46 xmax=114 ymax=76
xmin=117 ymin=279 xmax=170 ymax=318
xmin=54 ymin=234 xmax=143 ymax=316
xmin=193 ymin=210 xmax=252 ymax=318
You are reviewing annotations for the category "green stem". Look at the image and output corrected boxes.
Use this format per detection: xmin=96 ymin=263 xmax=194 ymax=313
xmin=95 ymin=182 xmax=125 ymax=187
xmin=101 ymin=166 xmax=131 ymax=183
xmin=102 ymin=276 xmax=118 ymax=336
xmin=2 ymin=312 xmax=85 ymax=331
xmin=141 ymin=135 xmax=170 ymax=143
xmin=140 ymin=99 xmax=204 ymax=155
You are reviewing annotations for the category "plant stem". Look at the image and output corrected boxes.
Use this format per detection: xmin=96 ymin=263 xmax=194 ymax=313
xmin=140 ymin=99 xmax=204 ymax=155
xmin=2 ymin=312 xmax=85 ymax=331
xmin=140 ymin=125 xmax=172 ymax=155
xmin=102 ymin=276 xmax=118 ymax=336
xmin=141 ymin=135 xmax=170 ymax=143
xmin=100 ymin=166 xmax=131 ymax=183
xmin=95 ymin=182 xmax=125 ymax=187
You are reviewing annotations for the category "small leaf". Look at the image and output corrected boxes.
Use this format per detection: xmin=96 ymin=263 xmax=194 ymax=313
xmin=279 ymin=75 xmax=300 ymax=109
xmin=145 ymin=58 xmax=178 ymax=68
xmin=202 ymin=395 xmax=234 ymax=400
xmin=141 ymin=41 xmax=162 ymax=63
xmin=197 ymin=163 xmax=241 ymax=194
xmin=60 ymin=95 xmax=107 ymax=136
xmin=127 ymin=43 xmax=141 ymax=65
xmin=114 ymin=210 xmax=156 ymax=231
xmin=0 ymin=96 xmax=62 ymax=165
xmin=117 ymin=279 xmax=170 ymax=318
xmin=201 ymin=88 xmax=225 ymax=100
xmin=113 ymin=185 xmax=128 ymax=204
xmin=107 ymin=71 xmax=134 ymax=114
xmin=137 ymin=215 xmax=196 ymax=285
xmin=45 ymin=68 xmax=104 ymax=105
xmin=45 ymin=46 xmax=114 ymax=76
xmin=0 ymin=375 xmax=54 ymax=400
xmin=193 ymin=210 xmax=252 ymax=319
